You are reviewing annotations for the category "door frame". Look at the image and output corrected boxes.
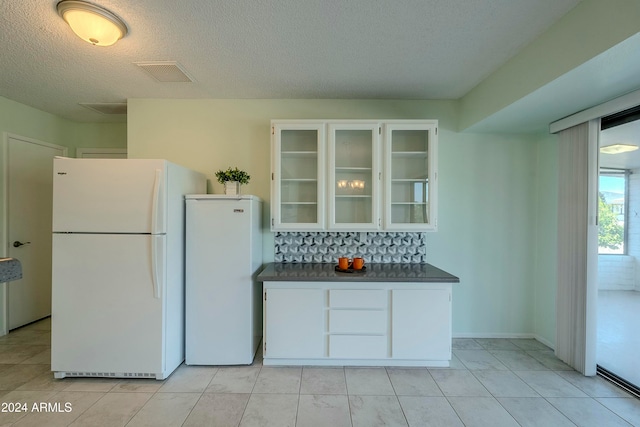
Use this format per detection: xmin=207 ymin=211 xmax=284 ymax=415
xmin=0 ymin=133 xmax=67 ymax=336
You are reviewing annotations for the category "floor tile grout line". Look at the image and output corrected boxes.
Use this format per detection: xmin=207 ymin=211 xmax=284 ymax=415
xmin=293 ymin=365 xmax=303 ymax=427
xmin=232 ymin=362 xmax=263 ymax=426
xmin=123 ymin=382 xmax=162 ymax=427
xmin=3 ymin=320 xmax=640 ymax=426
xmin=468 ymin=368 xmax=542 ymax=399
xmin=499 ymin=366 xmax=634 ymax=426
xmin=342 ymin=367 xmax=355 ymax=427
xmin=176 ymin=390 xmax=205 ymax=427
xmin=541 ymin=395 xmax=595 ymax=427
xmin=485 ymin=362 xmax=569 ymax=426
xmin=384 ymin=366 xmax=411 ymax=427
xmin=595 ymin=397 xmax=640 ymax=426
xmin=496 ymin=394 xmax=578 ymax=427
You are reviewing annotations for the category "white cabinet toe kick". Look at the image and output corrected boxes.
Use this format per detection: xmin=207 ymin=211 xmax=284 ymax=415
xmin=261 ymin=281 xmax=452 ymax=367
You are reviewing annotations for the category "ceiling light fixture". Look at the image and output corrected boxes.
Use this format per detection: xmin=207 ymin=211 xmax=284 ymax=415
xmin=600 ymin=144 xmax=639 ymax=155
xmin=57 ymin=0 xmax=128 ymax=47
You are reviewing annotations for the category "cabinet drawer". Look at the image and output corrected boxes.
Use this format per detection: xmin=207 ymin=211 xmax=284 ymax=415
xmin=329 ymin=289 xmax=387 ymax=308
xmin=329 ymin=310 xmax=386 ymax=334
xmin=329 ymin=335 xmax=387 ymax=359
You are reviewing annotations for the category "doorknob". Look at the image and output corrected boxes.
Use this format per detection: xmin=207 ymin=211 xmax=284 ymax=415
xmin=13 ymin=241 xmax=31 ymax=248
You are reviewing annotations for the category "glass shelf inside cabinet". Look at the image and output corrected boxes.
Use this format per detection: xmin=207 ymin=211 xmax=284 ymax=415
xmin=333 ymin=129 xmax=374 ymax=221
xmin=335 ymin=172 xmax=372 ymax=198
xmin=391 ymin=151 xmax=428 ymax=158
xmin=391 ymin=180 xmax=429 ymax=223
xmin=280 ymin=176 xmax=317 ymax=222
xmin=279 ymin=128 xmax=320 ymax=224
xmin=389 ymin=128 xmax=430 ymax=225
xmin=281 ymin=129 xmax=317 ymax=151
xmin=281 ymin=151 xmax=317 ymax=157
xmin=335 ymin=198 xmax=373 ymax=223
xmin=281 ymin=204 xmax=318 ymax=223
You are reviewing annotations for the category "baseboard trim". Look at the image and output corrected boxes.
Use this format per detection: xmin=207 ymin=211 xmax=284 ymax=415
xmin=453 ymin=332 xmax=536 ymax=339
xmin=452 ymin=332 xmax=555 ymax=351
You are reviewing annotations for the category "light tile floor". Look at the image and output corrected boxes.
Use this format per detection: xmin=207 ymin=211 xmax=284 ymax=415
xmin=1 ymin=318 xmax=639 ymax=426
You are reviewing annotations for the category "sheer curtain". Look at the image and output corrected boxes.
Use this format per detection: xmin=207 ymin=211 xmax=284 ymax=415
xmin=555 ymin=120 xmax=599 ymax=376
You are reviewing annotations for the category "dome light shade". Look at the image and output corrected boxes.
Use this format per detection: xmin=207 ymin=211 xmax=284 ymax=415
xmin=57 ymin=1 xmax=127 ymax=46
xmin=600 ymin=144 xmax=639 ymax=154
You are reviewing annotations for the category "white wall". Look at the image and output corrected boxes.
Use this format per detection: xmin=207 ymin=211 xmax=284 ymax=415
xmin=127 ymin=98 xmax=557 ymax=342
xmin=0 ymin=96 xmax=126 ymax=335
xmin=532 ymin=134 xmax=559 ymax=347
xmin=598 ymin=255 xmax=636 ymax=290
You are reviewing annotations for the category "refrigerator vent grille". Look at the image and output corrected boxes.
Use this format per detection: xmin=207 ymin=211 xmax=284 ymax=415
xmin=64 ymin=371 xmax=155 ymax=378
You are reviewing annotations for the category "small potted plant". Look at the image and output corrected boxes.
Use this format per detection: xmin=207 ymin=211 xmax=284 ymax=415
xmin=215 ymin=167 xmax=250 ymax=195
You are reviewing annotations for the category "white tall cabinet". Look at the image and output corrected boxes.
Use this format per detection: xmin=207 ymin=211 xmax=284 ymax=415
xmin=271 ymin=119 xmax=437 ymax=231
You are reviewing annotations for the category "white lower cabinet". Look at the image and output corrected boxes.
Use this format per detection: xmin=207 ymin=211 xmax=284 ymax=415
xmin=264 ymin=288 xmax=324 ymax=358
xmin=391 ymin=289 xmax=451 ymax=360
xmin=329 ymin=335 xmax=387 ymax=359
xmin=329 ymin=310 xmax=386 ymax=335
xmin=263 ymin=281 xmax=451 ymax=366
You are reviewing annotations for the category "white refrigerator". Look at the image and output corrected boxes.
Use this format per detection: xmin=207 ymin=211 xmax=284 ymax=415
xmin=185 ymin=195 xmax=262 ymax=365
xmin=51 ymin=158 xmax=205 ymax=380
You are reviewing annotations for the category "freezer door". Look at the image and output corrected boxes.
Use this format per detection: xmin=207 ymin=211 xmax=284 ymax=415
xmin=51 ymin=233 xmax=165 ymax=376
xmin=52 ymin=158 xmax=167 ymax=234
xmin=185 ymin=198 xmax=256 ymax=364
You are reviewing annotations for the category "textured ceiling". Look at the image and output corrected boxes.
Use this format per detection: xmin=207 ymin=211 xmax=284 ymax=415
xmin=0 ymin=0 xmax=582 ymax=123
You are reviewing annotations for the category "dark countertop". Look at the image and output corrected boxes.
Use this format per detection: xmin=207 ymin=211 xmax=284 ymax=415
xmin=0 ymin=258 xmax=22 ymax=282
xmin=257 ymin=262 xmax=459 ymax=283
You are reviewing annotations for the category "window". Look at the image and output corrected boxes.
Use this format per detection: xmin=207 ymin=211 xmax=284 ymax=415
xmin=598 ymin=168 xmax=628 ymax=254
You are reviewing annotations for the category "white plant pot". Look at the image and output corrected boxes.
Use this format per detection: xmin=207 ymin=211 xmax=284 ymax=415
xmin=224 ymin=181 xmax=240 ymax=195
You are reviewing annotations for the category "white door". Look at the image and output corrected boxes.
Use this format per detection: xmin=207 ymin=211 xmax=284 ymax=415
xmin=392 ymin=288 xmax=451 ymax=360
xmin=186 ymin=198 xmax=254 ymax=364
xmin=271 ymin=122 xmax=326 ymax=231
xmin=327 ymin=122 xmax=380 ymax=230
xmin=52 ymin=158 xmax=167 ymax=234
xmin=4 ymin=134 xmax=66 ymax=331
xmin=51 ymin=233 xmax=164 ymax=375
xmin=264 ymin=288 xmax=324 ymax=358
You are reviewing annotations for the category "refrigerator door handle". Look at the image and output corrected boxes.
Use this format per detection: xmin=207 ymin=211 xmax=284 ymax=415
xmin=151 ymin=235 xmax=163 ymax=299
xmin=151 ymin=169 xmax=163 ymax=234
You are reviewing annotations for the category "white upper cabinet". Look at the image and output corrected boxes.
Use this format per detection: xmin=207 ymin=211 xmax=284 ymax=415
xmin=271 ymin=122 xmax=325 ymax=230
xmin=271 ymin=120 xmax=438 ymax=232
xmin=328 ymin=123 xmax=380 ymax=230
xmin=384 ymin=122 xmax=438 ymax=231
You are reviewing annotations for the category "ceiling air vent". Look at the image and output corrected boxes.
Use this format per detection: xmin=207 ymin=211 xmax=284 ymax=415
xmin=80 ymin=102 xmax=127 ymax=115
xmin=134 ymin=61 xmax=193 ymax=83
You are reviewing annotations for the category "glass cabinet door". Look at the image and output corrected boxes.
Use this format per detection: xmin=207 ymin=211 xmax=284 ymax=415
xmin=328 ymin=123 xmax=380 ymax=229
xmin=271 ymin=123 xmax=325 ymax=230
xmin=384 ymin=123 xmax=437 ymax=231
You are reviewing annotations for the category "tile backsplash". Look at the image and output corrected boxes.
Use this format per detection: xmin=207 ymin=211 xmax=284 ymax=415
xmin=274 ymin=232 xmax=426 ymax=263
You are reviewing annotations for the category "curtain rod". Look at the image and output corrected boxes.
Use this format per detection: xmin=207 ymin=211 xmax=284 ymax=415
xmin=549 ymin=88 xmax=640 ymax=134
